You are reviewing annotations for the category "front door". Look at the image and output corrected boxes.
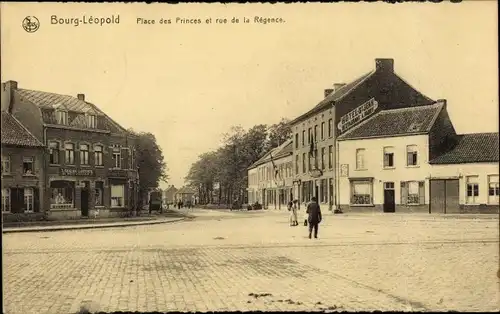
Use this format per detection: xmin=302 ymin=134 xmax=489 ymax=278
xmin=383 ymin=182 xmax=395 ymax=212
xmin=80 ymin=182 xmax=89 ymax=217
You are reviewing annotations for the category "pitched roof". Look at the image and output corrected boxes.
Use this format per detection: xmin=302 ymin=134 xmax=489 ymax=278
xmin=1 ymin=111 xmax=44 ymax=147
xmin=176 ymin=186 xmax=196 ymax=194
xmin=429 ymin=132 xmax=499 ymax=164
xmin=16 ymin=89 xmax=103 ymax=114
xmin=290 ymin=71 xmax=374 ymax=125
xmin=337 ymin=102 xmax=444 ymax=141
xmin=248 ymin=139 xmax=293 ymax=169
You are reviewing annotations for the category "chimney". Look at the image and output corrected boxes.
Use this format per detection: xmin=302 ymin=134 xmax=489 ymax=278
xmin=77 ymin=94 xmax=85 ymax=101
xmin=436 ymin=99 xmax=447 ymax=108
xmin=375 ymin=58 xmax=394 ymax=72
xmin=324 ymin=88 xmax=334 ymax=98
xmin=1 ymin=80 xmax=18 ymax=112
xmin=333 ymin=83 xmax=346 ymax=91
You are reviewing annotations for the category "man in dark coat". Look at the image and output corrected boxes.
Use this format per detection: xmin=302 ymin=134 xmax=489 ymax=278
xmin=306 ymin=197 xmax=322 ymax=239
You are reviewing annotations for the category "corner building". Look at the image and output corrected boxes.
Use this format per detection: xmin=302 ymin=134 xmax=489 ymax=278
xmin=289 ymin=58 xmax=435 ymax=210
xmin=1 ymin=80 xmax=139 ymax=219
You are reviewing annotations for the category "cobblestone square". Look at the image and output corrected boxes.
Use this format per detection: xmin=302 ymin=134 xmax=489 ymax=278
xmin=3 ymin=209 xmax=499 ymax=313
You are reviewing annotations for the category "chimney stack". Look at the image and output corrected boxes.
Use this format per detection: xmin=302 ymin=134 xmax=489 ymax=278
xmin=375 ymin=58 xmax=394 ymax=73
xmin=324 ymin=88 xmax=334 ymax=98
xmin=1 ymin=81 xmax=18 ymax=112
xmin=77 ymin=94 xmax=85 ymax=101
xmin=437 ymin=99 xmax=447 ymax=108
xmin=333 ymin=83 xmax=346 ymax=91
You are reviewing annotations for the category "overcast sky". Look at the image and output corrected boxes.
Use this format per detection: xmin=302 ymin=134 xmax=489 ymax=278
xmin=2 ymin=2 xmax=497 ymax=188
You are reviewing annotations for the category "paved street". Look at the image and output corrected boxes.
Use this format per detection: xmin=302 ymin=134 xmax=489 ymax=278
xmin=3 ymin=209 xmax=499 ymax=313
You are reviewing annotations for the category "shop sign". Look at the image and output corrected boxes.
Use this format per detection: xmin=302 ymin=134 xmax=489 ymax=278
xmin=337 ymin=98 xmax=378 ymax=133
xmin=310 ymin=169 xmax=323 ymax=178
xmin=108 ymin=169 xmax=128 ymax=178
xmin=60 ymin=168 xmax=94 ymax=177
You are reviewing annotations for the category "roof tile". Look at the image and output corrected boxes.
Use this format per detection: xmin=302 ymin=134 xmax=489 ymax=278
xmin=429 ymin=133 xmax=499 ymax=164
xmin=1 ymin=111 xmax=44 ymax=147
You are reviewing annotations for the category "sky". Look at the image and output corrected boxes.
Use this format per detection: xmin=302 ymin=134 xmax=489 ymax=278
xmin=1 ymin=2 xmax=498 ymax=189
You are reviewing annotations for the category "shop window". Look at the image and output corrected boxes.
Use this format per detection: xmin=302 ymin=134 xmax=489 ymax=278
xmin=401 ymin=181 xmax=425 ymax=205
xmin=350 ymin=180 xmax=372 ymax=205
xmin=1 ymin=155 xmax=11 ymax=174
xmin=65 ymin=143 xmax=75 ymax=164
xmin=406 ymin=145 xmax=418 ymax=166
xmin=488 ymin=175 xmax=499 ymax=204
xmin=24 ymin=188 xmax=34 ymax=213
xmin=355 ymin=149 xmax=365 ymax=170
xmin=383 ymin=147 xmax=395 ymax=168
xmin=111 ymin=184 xmax=124 ymax=207
xmin=49 ymin=142 xmax=59 ymax=164
xmin=466 ymin=176 xmax=479 ymax=204
xmin=23 ymin=157 xmax=34 ymax=175
xmin=94 ymin=145 xmax=103 ymax=166
xmin=50 ymin=183 xmax=75 ymax=209
xmin=95 ymin=182 xmax=104 ymax=207
xmin=2 ymin=188 xmax=10 ymax=212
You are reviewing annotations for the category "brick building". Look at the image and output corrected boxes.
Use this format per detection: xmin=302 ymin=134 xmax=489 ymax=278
xmin=289 ymin=58 xmax=435 ymax=210
xmin=1 ymin=111 xmax=46 ymax=218
xmin=1 ymin=80 xmax=139 ymax=219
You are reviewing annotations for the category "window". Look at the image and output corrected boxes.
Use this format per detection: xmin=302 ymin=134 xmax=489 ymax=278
xmin=49 ymin=142 xmax=59 ymax=164
xmin=314 ymin=149 xmax=318 ymax=169
xmin=65 ymin=143 xmax=75 ymax=164
xmin=295 ymin=155 xmax=299 ymax=175
xmin=350 ymin=180 xmax=372 ymax=205
xmin=406 ymin=145 xmax=418 ymax=166
xmin=56 ymin=110 xmax=68 ymax=125
xmin=328 ymin=119 xmax=333 ymax=137
xmin=112 ymin=146 xmax=121 ymax=168
xmin=295 ymin=133 xmax=299 ymax=149
xmin=94 ymin=145 xmax=103 ymax=166
xmin=466 ymin=176 xmax=479 ymax=204
xmin=79 ymin=144 xmax=89 ymax=165
xmin=355 ymin=148 xmax=365 ymax=170
xmin=111 ymin=184 xmax=125 ymax=207
xmin=321 ymin=122 xmax=325 ymax=140
xmin=1 ymin=156 xmax=11 ymax=174
xmin=308 ymin=153 xmax=313 ymax=171
xmin=129 ymin=148 xmax=134 ymax=169
xmin=488 ymin=175 xmax=499 ymax=204
xmin=321 ymin=147 xmax=326 ymax=170
xmin=314 ymin=125 xmax=318 ymax=142
xmin=24 ymin=188 xmax=34 ymax=213
xmin=51 ymin=186 xmax=74 ymax=209
xmin=302 ymin=130 xmax=305 ymax=146
xmin=87 ymin=114 xmax=97 ymax=128
xmin=328 ymin=145 xmax=333 ymax=169
xmin=302 ymin=153 xmax=306 ymax=173
xmin=320 ymin=179 xmax=328 ymax=203
xmin=401 ymin=181 xmax=425 ymax=205
xmin=383 ymin=147 xmax=395 ymax=168
xmin=95 ymin=181 xmax=104 ymax=206
xmin=2 ymin=188 xmax=10 ymax=212
xmin=23 ymin=157 xmax=34 ymax=175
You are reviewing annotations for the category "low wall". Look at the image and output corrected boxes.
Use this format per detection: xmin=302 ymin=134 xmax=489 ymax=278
xmin=339 ymin=204 xmax=429 ymax=214
xmin=2 ymin=212 xmax=46 ymax=223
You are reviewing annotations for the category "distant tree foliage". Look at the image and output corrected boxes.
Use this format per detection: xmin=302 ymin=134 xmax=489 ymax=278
xmin=185 ymin=118 xmax=291 ymax=206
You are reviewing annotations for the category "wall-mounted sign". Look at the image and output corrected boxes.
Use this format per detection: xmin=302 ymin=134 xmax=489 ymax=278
xmin=108 ymin=169 xmax=128 ymax=178
xmin=340 ymin=164 xmax=349 ymax=177
xmin=309 ymin=169 xmax=323 ymax=178
xmin=60 ymin=168 xmax=94 ymax=177
xmin=337 ymin=98 xmax=379 ymax=133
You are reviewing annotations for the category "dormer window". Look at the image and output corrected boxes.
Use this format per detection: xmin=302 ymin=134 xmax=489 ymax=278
xmin=56 ymin=110 xmax=68 ymax=125
xmin=87 ymin=114 xmax=97 ymax=128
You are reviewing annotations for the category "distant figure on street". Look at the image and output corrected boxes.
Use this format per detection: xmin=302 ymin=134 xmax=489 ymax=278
xmin=288 ymin=200 xmax=298 ymax=226
xmin=306 ymin=197 xmax=322 ymax=239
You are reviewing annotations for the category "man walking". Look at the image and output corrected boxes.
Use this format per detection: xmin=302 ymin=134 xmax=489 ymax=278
xmin=306 ymin=197 xmax=322 ymax=239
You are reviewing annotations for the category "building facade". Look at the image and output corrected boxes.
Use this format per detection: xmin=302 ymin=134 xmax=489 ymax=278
xmin=247 ymin=139 xmax=294 ymax=210
xmin=174 ymin=186 xmax=196 ymax=204
xmin=289 ymin=58 xmax=435 ymax=210
xmin=336 ymin=101 xmax=499 ymax=214
xmin=1 ymin=80 xmax=139 ymax=219
xmin=1 ymin=112 xmax=46 ymax=219
xmin=163 ymin=185 xmax=178 ymax=205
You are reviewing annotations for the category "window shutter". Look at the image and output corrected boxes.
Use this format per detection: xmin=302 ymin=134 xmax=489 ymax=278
xmin=418 ymin=181 xmax=425 ymax=205
xmin=400 ymin=182 xmax=408 ymax=205
xmin=406 ymin=152 xmax=412 ymax=166
xmin=34 ymin=188 xmax=40 ymax=212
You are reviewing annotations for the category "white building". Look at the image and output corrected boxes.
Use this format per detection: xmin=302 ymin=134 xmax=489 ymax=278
xmin=336 ymin=100 xmax=499 ymax=214
xmin=247 ymin=139 xmax=293 ymax=209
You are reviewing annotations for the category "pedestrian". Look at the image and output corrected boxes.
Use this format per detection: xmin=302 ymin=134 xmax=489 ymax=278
xmin=287 ymin=201 xmax=294 ymax=226
xmin=291 ymin=199 xmax=299 ymax=226
xmin=306 ymin=197 xmax=322 ymax=239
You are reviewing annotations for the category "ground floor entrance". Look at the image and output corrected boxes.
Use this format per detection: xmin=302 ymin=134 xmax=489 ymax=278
xmin=430 ymin=179 xmax=460 ymax=214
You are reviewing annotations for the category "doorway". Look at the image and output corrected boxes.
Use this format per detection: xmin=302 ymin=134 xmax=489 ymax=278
xmin=383 ymin=182 xmax=395 ymax=213
xmin=80 ymin=181 xmax=89 ymax=217
xmin=430 ymin=179 xmax=459 ymax=214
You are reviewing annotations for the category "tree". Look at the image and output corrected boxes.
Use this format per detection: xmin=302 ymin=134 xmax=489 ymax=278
xmin=130 ymin=130 xmax=168 ymax=204
xmin=267 ymin=118 xmax=292 ymax=149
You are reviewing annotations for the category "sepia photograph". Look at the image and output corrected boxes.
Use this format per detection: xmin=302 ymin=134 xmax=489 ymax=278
xmin=1 ymin=2 xmax=498 ymax=313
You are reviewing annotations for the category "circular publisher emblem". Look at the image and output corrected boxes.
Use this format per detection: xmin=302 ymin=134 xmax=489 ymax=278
xmin=22 ymin=16 xmax=40 ymax=33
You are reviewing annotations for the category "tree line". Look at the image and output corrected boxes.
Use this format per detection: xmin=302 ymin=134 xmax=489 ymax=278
xmin=185 ymin=118 xmax=292 ymax=206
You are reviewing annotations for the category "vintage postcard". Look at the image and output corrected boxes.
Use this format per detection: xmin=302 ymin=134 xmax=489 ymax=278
xmin=1 ymin=2 xmax=498 ymax=314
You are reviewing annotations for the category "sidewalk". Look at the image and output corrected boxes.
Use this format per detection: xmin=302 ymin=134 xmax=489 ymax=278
xmin=2 ymin=215 xmax=187 ymax=234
